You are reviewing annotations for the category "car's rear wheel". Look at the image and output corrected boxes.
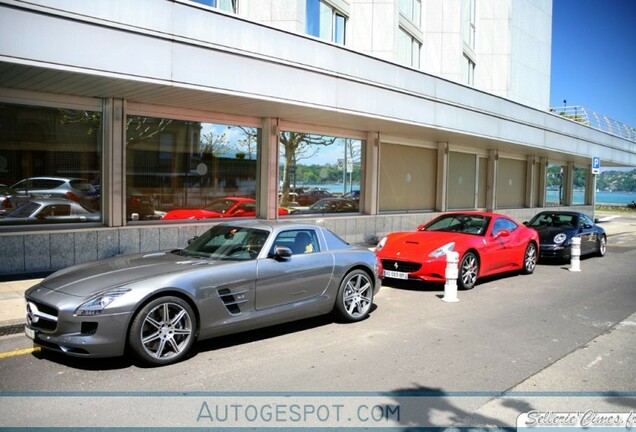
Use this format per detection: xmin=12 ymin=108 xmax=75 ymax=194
xmin=334 ymin=270 xmax=374 ymax=322
xmin=459 ymin=252 xmax=479 ymax=290
xmin=128 ymin=296 xmax=196 ymax=366
xmin=521 ymin=242 xmax=537 ymax=274
xmin=597 ymin=234 xmax=607 ymax=257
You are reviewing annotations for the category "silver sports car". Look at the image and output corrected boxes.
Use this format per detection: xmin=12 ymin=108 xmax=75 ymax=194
xmin=25 ymin=221 xmax=382 ymax=366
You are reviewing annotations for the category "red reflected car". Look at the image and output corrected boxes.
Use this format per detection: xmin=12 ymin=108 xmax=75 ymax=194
xmin=161 ymin=197 xmax=288 ymax=220
xmin=375 ymin=212 xmax=539 ymax=290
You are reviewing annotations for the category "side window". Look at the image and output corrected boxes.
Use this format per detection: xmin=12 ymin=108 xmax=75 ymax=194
xmin=492 ymin=218 xmax=517 ymax=236
xmin=271 ymin=230 xmax=321 ymax=255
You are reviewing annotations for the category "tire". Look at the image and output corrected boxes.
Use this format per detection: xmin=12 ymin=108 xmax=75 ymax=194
xmin=128 ymin=296 xmax=197 ymax=366
xmin=521 ymin=242 xmax=537 ymax=274
xmin=597 ymin=234 xmax=607 ymax=257
xmin=334 ymin=270 xmax=374 ymax=322
xmin=458 ymin=252 xmax=479 ymax=290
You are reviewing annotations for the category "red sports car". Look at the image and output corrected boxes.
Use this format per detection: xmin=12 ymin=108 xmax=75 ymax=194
xmin=161 ymin=197 xmax=288 ymax=220
xmin=375 ymin=212 xmax=539 ymax=290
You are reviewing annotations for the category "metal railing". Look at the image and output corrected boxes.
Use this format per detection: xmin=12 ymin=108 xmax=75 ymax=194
xmin=549 ymin=105 xmax=636 ymax=143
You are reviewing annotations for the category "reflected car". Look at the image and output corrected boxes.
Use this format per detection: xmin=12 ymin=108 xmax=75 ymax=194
xmin=296 ymin=198 xmax=359 ymax=214
xmin=524 ymin=211 xmax=606 ymax=260
xmin=0 ymin=198 xmax=100 ymax=224
xmin=11 ymin=177 xmax=99 ymax=210
xmin=127 ymin=188 xmax=156 ymax=221
xmin=24 ymin=221 xmax=381 ymax=366
xmin=0 ymin=184 xmax=30 ymax=216
xmin=375 ymin=212 xmax=539 ymax=290
xmin=161 ymin=197 xmax=288 ymax=220
xmin=297 ymin=189 xmax=334 ymax=206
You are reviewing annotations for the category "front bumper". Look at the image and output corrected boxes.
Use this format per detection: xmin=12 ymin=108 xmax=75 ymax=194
xmin=25 ymin=286 xmax=132 ymax=358
xmin=380 ymin=257 xmax=446 ymax=283
xmin=539 ymin=244 xmax=570 ymax=260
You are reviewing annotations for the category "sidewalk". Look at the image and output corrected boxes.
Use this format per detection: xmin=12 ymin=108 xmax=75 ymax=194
xmin=1 ymin=211 xmax=635 ymax=336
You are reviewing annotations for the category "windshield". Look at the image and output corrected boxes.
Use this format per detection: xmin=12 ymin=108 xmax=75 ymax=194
xmin=527 ymin=213 xmax=578 ymax=229
xmin=424 ymin=214 xmax=490 ymax=235
xmin=178 ymin=225 xmax=269 ymax=261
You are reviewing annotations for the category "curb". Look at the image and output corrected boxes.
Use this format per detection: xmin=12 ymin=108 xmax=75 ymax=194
xmin=0 ymin=319 xmax=24 ymax=337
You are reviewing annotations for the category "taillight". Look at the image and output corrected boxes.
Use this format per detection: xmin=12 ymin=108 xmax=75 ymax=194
xmin=131 ymin=197 xmax=140 ymax=205
xmin=66 ymin=191 xmax=79 ymax=202
xmin=2 ymin=199 xmax=12 ymax=210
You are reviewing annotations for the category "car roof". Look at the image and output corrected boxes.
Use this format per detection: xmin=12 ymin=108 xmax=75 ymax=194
xmin=216 ymin=220 xmax=322 ymax=232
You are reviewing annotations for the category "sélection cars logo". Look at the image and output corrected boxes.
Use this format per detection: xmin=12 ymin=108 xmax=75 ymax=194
xmin=517 ymin=410 xmax=636 ymax=429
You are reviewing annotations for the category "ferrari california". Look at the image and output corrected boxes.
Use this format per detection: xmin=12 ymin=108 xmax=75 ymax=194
xmin=524 ymin=211 xmax=606 ymax=260
xmin=24 ymin=221 xmax=381 ymax=366
xmin=375 ymin=212 xmax=538 ymax=290
xmin=161 ymin=197 xmax=288 ymax=220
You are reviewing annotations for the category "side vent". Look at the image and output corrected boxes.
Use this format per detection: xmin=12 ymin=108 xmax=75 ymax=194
xmin=217 ymin=288 xmax=248 ymax=315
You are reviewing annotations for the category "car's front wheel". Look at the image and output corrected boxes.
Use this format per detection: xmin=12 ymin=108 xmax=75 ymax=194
xmin=597 ymin=234 xmax=607 ymax=257
xmin=128 ymin=296 xmax=197 ymax=366
xmin=521 ymin=242 xmax=537 ymax=274
xmin=459 ymin=252 xmax=479 ymax=290
xmin=334 ymin=270 xmax=374 ymax=322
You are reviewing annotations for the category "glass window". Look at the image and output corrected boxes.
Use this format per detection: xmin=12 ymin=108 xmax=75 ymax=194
xmin=461 ymin=0 xmax=476 ymax=50
xmin=497 ymin=158 xmax=526 ymax=208
xmin=463 ymin=54 xmax=475 ymax=86
xmin=397 ymin=28 xmax=421 ymax=68
xmin=279 ymin=132 xmax=362 ymax=215
xmin=573 ymin=166 xmax=586 ymax=205
xmin=399 ymin=0 xmax=422 ymax=27
xmin=126 ymin=115 xmax=259 ymax=222
xmin=306 ymin=0 xmax=347 ymax=44
xmin=492 ymin=218 xmax=518 ymax=237
xmin=190 ymin=0 xmax=238 ymax=13
xmin=0 ymin=103 xmax=102 ymax=226
xmin=546 ymin=163 xmax=565 ymax=206
xmin=271 ymin=229 xmax=321 ymax=255
xmin=448 ymin=152 xmax=477 ymax=209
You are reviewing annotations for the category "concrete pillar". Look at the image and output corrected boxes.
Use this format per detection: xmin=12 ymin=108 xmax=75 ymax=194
xmin=103 ymin=98 xmax=125 ymax=227
xmin=486 ymin=149 xmax=498 ymax=212
xmin=258 ymin=117 xmax=280 ymax=220
xmin=536 ymin=157 xmax=547 ymax=207
xmin=525 ymin=156 xmax=536 ymax=208
xmin=363 ymin=132 xmax=380 ymax=215
xmin=436 ymin=142 xmax=449 ymax=212
xmin=563 ymin=161 xmax=575 ymax=206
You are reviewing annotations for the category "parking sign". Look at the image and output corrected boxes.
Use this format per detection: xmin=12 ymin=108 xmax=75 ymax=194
xmin=592 ymin=156 xmax=600 ymax=174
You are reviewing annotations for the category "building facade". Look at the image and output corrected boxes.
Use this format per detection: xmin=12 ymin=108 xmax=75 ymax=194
xmin=0 ymin=0 xmax=634 ymax=277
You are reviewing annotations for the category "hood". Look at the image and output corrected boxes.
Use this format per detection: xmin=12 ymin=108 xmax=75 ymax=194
xmin=530 ymin=226 xmax=577 ymax=244
xmin=40 ymin=251 xmax=221 ymax=296
xmin=380 ymin=231 xmax=469 ymax=257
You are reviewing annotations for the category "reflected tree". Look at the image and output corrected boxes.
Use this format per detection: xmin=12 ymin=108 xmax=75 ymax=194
xmin=279 ymin=132 xmax=336 ymax=205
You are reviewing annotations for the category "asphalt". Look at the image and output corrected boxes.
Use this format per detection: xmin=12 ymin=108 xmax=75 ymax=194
xmin=1 ymin=211 xmax=635 ymax=337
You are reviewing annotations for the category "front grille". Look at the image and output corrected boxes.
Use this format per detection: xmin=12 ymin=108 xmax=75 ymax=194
xmin=26 ymin=299 xmax=58 ymax=332
xmin=381 ymin=259 xmax=422 ymax=273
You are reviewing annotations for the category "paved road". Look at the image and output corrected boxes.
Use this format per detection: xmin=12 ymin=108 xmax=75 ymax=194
xmin=1 ymin=224 xmax=635 ymax=428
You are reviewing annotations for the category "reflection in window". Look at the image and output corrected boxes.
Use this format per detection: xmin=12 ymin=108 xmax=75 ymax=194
xmin=573 ymin=167 xmax=586 ymax=205
xmin=190 ymin=0 xmax=238 ymax=13
xmin=399 ymin=0 xmax=421 ymax=27
xmin=546 ymin=164 xmax=565 ymax=206
xmin=306 ymin=0 xmax=347 ymax=44
xmin=397 ymin=28 xmax=421 ymax=68
xmin=0 ymin=103 xmax=102 ymax=225
xmin=278 ymin=132 xmax=362 ymax=214
xmin=126 ymin=116 xmax=259 ymax=221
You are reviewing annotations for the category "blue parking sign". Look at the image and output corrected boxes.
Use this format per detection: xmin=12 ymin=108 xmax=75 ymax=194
xmin=592 ymin=156 xmax=600 ymax=174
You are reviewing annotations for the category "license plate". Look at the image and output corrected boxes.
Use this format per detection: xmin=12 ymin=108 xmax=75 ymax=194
xmin=383 ymin=269 xmax=409 ymax=280
xmin=24 ymin=326 xmax=35 ymax=340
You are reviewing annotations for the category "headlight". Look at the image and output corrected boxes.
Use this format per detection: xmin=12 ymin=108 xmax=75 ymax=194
xmin=76 ymin=287 xmax=131 ymax=316
xmin=553 ymin=233 xmax=567 ymax=244
xmin=375 ymin=236 xmax=387 ymax=252
xmin=429 ymin=242 xmax=455 ymax=258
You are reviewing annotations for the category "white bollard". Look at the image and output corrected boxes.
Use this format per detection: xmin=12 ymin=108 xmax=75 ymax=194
xmin=569 ymin=236 xmax=581 ymax=272
xmin=442 ymin=251 xmax=460 ymax=303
